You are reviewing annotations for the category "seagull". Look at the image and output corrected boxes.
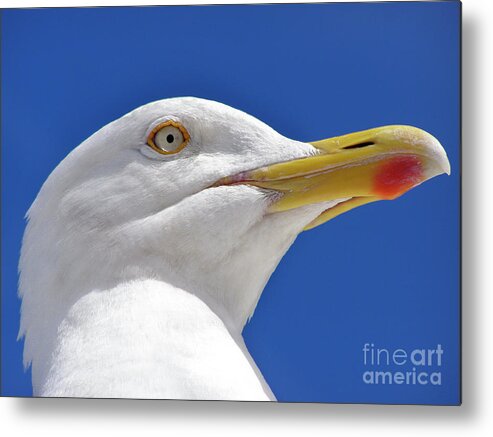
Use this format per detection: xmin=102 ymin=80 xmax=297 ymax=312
xmin=18 ymin=97 xmax=450 ymax=400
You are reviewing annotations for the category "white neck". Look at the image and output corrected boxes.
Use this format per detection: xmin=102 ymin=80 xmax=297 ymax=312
xmin=33 ymin=278 xmax=275 ymax=400
xmin=19 ymin=176 xmax=326 ymax=399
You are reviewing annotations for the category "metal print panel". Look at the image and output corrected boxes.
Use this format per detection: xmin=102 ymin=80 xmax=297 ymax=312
xmin=1 ymin=1 xmax=461 ymax=404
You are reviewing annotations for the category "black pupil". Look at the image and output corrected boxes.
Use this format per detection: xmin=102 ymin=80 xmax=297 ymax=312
xmin=166 ymin=134 xmax=175 ymax=144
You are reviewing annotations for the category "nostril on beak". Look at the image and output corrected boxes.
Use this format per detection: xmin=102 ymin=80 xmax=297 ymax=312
xmin=342 ymin=141 xmax=375 ymax=150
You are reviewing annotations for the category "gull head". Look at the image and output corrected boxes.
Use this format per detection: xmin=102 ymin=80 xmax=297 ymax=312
xmin=20 ymin=97 xmax=450 ymax=335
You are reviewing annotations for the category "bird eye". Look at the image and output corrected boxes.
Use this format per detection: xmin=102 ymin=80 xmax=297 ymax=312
xmin=147 ymin=121 xmax=190 ymax=155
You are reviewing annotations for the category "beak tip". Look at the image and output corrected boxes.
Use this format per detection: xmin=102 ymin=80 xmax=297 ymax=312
xmin=430 ymin=145 xmax=451 ymax=177
xmin=430 ymin=141 xmax=451 ymax=177
xmin=402 ymin=126 xmax=450 ymax=177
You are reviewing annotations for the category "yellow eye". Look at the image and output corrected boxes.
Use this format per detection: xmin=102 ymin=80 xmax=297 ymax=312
xmin=147 ymin=120 xmax=190 ymax=155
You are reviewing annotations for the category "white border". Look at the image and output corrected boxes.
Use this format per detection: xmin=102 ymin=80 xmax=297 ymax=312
xmin=3 ymin=1 xmax=493 ymax=436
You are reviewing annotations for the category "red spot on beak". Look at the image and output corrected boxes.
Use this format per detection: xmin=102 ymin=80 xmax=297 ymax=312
xmin=374 ymin=155 xmax=423 ymax=199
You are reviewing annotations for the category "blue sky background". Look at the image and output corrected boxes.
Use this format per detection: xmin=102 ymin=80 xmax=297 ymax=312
xmin=1 ymin=2 xmax=460 ymax=404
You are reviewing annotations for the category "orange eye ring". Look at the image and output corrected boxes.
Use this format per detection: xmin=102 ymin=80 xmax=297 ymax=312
xmin=147 ymin=120 xmax=190 ymax=155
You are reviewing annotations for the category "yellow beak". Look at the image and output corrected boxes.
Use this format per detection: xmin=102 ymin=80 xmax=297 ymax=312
xmin=219 ymin=125 xmax=450 ymax=230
